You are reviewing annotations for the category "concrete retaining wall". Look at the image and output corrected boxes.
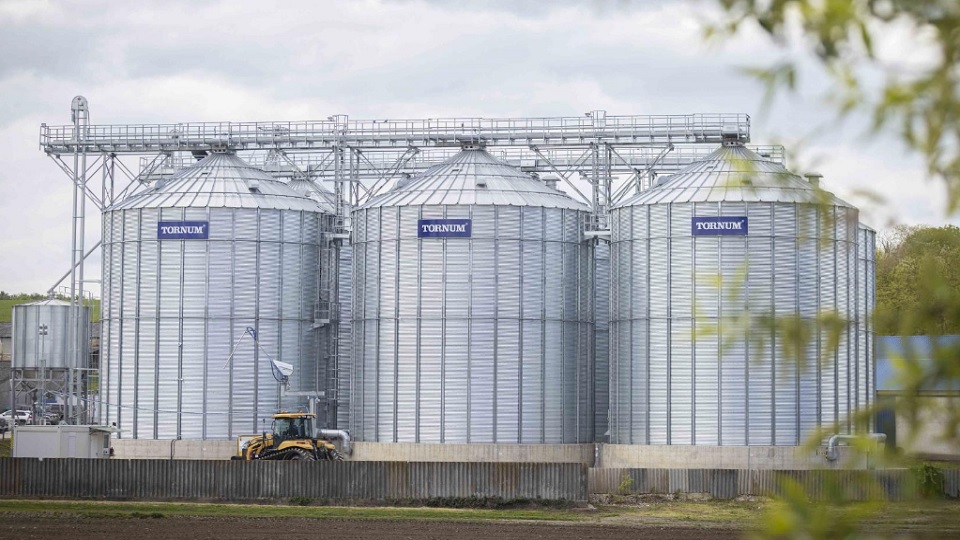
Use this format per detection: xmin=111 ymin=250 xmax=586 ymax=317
xmin=598 ymin=444 xmax=879 ymax=470
xmin=350 ymin=442 xmax=596 ymax=464
xmin=112 ymin=440 xmax=887 ymax=469
xmin=112 ymin=439 xmax=236 ymax=460
xmin=110 ymin=440 xmax=596 ymax=463
xmin=0 ymin=458 xmax=587 ymax=503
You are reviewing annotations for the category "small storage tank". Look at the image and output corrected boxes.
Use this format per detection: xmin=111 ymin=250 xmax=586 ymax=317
xmin=351 ymin=144 xmax=594 ymax=443
xmin=101 ymin=151 xmax=325 ymax=439
xmin=12 ymin=299 xmax=89 ymax=370
xmin=609 ymin=140 xmax=863 ymax=445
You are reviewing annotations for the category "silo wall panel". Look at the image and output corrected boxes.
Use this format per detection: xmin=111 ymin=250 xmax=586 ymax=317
xmin=351 ymin=204 xmax=592 ymax=444
xmin=104 ymin=202 xmax=322 ymax=440
xmin=610 ymin=197 xmax=865 ymax=446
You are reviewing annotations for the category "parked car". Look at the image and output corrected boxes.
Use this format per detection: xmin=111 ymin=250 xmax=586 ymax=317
xmin=0 ymin=409 xmax=33 ymax=425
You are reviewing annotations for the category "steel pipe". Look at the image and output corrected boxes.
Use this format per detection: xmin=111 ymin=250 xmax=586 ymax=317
xmin=825 ymin=433 xmax=887 ymax=461
xmin=318 ymin=429 xmax=352 ymax=455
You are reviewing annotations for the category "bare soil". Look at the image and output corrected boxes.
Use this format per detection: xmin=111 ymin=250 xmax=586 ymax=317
xmin=0 ymin=514 xmax=741 ymax=540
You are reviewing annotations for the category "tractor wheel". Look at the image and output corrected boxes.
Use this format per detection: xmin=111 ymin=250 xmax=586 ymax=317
xmin=287 ymin=448 xmax=316 ymax=461
xmin=329 ymin=449 xmax=345 ymax=462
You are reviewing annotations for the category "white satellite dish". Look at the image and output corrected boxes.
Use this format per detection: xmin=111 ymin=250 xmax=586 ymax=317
xmin=224 ymin=327 xmax=295 ymax=389
xmin=270 ymin=358 xmax=294 ymax=379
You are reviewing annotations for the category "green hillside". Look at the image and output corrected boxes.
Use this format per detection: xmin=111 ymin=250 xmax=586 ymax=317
xmin=0 ymin=296 xmax=100 ymax=323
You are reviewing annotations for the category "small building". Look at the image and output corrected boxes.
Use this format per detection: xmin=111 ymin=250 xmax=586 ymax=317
xmin=12 ymin=424 xmax=115 ymax=458
xmin=0 ymin=322 xmax=11 ymax=363
xmin=876 ymin=335 xmax=960 ymax=460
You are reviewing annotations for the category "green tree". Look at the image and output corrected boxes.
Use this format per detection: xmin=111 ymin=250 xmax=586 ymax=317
xmin=707 ymin=1 xmax=960 ymax=537
xmin=876 ymin=225 xmax=960 ymax=335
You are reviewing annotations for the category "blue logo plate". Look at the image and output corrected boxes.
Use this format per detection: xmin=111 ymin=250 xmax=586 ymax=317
xmin=418 ymin=219 xmax=471 ymax=238
xmin=158 ymin=221 xmax=210 ymax=240
xmin=691 ymin=216 xmax=748 ymax=236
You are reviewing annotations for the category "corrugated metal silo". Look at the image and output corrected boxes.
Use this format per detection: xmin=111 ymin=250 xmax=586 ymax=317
xmin=609 ymin=140 xmax=864 ymax=445
xmin=351 ymin=144 xmax=594 ymax=443
xmin=12 ymin=299 xmax=89 ymax=370
xmin=101 ymin=152 xmax=325 ymax=439
xmin=856 ymin=224 xmax=876 ymax=426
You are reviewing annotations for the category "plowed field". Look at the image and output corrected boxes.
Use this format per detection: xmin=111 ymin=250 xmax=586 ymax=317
xmin=1 ymin=514 xmax=741 ymax=539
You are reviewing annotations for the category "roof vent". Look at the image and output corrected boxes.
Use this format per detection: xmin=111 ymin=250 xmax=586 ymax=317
xmin=804 ymin=172 xmax=823 ymax=187
xmin=248 ymin=180 xmax=261 ymax=193
xmin=395 ymin=172 xmax=414 ymax=190
xmin=476 ymin=180 xmax=488 ymax=189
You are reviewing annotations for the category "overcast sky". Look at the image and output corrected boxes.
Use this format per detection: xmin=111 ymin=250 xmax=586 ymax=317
xmin=1 ymin=0 xmax=956 ymax=296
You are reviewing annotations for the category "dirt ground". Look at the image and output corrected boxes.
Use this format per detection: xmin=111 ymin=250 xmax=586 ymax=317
xmin=0 ymin=514 xmax=741 ymax=540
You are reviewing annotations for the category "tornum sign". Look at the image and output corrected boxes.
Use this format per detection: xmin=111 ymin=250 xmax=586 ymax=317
xmin=691 ymin=216 xmax=748 ymax=236
xmin=418 ymin=219 xmax=471 ymax=238
xmin=158 ymin=221 xmax=209 ymax=240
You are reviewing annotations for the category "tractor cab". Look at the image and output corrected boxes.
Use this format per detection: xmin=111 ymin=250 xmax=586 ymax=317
xmin=271 ymin=412 xmax=314 ymax=443
xmin=234 ymin=411 xmax=342 ymax=461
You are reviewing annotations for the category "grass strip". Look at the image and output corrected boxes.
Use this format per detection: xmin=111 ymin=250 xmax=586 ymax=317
xmin=0 ymin=499 xmax=581 ymax=522
xmin=603 ymin=500 xmax=766 ymax=523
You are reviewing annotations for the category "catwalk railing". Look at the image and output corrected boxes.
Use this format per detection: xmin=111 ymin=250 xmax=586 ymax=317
xmin=40 ymin=113 xmax=750 ymax=153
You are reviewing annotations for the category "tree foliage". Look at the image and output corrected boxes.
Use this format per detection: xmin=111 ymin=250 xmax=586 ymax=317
xmin=707 ymin=1 xmax=960 ymax=537
xmin=875 ymin=225 xmax=960 ymax=335
xmin=710 ymin=0 xmax=960 ymax=212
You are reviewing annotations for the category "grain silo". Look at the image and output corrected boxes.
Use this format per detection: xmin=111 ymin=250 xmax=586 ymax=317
xmin=101 ymin=151 xmax=325 ymax=439
xmin=609 ymin=139 xmax=863 ymax=446
xmin=12 ymin=299 xmax=89 ymax=371
xmin=855 ymin=224 xmax=876 ymax=426
xmin=11 ymin=299 xmax=90 ymax=420
xmin=351 ymin=143 xmax=594 ymax=444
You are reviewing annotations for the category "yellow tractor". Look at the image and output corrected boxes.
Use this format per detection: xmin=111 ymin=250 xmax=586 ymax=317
xmin=233 ymin=412 xmax=344 ymax=461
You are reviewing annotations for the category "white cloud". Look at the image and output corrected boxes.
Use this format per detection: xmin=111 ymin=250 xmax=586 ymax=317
xmin=0 ymin=0 xmax=955 ymax=294
xmin=809 ymin=144 xmax=960 ymax=231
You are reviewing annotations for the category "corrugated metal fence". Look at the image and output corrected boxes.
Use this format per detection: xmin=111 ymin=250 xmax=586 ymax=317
xmin=590 ymin=468 xmax=960 ymax=501
xmin=1 ymin=461 xmax=956 ymax=503
xmin=0 ymin=459 xmax=586 ymax=503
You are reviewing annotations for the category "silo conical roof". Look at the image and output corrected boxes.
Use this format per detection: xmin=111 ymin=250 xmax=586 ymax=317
xmin=361 ymin=148 xmax=588 ymax=210
xmin=286 ymin=177 xmax=336 ymax=214
xmin=616 ymin=143 xmax=854 ymax=207
xmin=108 ymin=152 xmax=324 ymax=212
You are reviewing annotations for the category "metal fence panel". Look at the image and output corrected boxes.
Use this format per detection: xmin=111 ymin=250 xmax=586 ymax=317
xmin=588 ymin=468 xmax=954 ymax=501
xmin=2 ymin=461 xmax=955 ymax=503
xmin=0 ymin=459 xmax=586 ymax=503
